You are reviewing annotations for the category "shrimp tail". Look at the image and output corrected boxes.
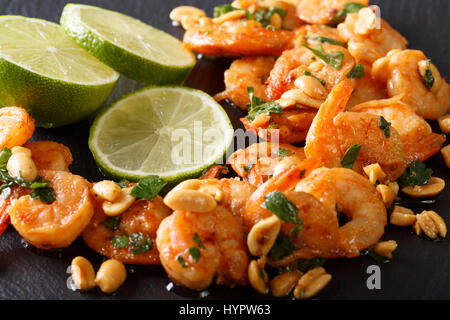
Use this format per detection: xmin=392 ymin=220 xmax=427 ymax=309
xmin=403 ymin=133 xmax=446 ymax=163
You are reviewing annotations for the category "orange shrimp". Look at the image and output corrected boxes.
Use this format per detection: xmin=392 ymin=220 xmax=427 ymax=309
xmin=0 ymin=107 xmax=35 ymax=149
xmin=296 ymin=0 xmax=369 ymax=25
xmin=24 ymin=141 xmax=73 ymax=171
xmin=82 ymin=194 xmax=171 ymax=265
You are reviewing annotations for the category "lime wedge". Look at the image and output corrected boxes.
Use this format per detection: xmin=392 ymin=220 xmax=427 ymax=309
xmin=0 ymin=16 xmax=119 ymax=127
xmin=60 ymin=4 xmax=196 ymax=85
xmin=89 ymin=87 xmax=234 ymax=183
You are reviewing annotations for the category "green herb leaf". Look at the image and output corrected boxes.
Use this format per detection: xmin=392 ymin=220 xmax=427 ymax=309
xmin=246 ymin=101 xmax=283 ymax=121
xmin=304 ymin=70 xmax=326 ymax=86
xmin=111 ymin=235 xmax=129 ymax=249
xmin=213 ymin=3 xmax=252 ymax=19
xmin=101 ymin=217 xmax=120 ymax=230
xmin=189 ymin=246 xmax=201 ymax=263
xmin=247 ymin=87 xmax=264 ymax=110
xmin=378 ymin=116 xmax=391 ymax=138
xmin=277 ymin=148 xmax=294 ymax=158
xmin=422 ymin=60 xmax=435 ymax=90
xmin=341 ymin=144 xmax=362 ymax=169
xmin=302 ymin=43 xmax=344 ymax=69
xmin=399 ymin=160 xmax=433 ymax=187
xmin=30 ymin=187 xmax=56 ymax=203
xmin=243 ymin=163 xmax=254 ymax=173
xmin=254 ymin=7 xmax=287 ymax=28
xmin=193 ymin=233 xmax=205 ymax=249
xmin=130 ymin=176 xmax=167 ymax=202
xmin=298 ymin=258 xmax=328 ymax=273
xmin=0 ymin=148 xmax=11 ymax=169
xmin=177 ymin=255 xmax=188 ymax=268
xmin=261 ymin=191 xmax=298 ymax=224
xmin=331 ymin=2 xmax=366 ymax=25
xmin=268 ymin=233 xmax=296 ymax=260
xmin=129 ymin=232 xmax=154 ymax=254
xmin=346 ymin=63 xmax=365 ymax=78
xmin=310 ymin=36 xmax=346 ymax=47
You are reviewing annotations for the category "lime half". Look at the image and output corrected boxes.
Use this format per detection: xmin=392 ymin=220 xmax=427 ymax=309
xmin=0 ymin=16 xmax=119 ymax=127
xmin=89 ymin=87 xmax=234 ymax=183
xmin=61 ymin=4 xmax=196 ymax=85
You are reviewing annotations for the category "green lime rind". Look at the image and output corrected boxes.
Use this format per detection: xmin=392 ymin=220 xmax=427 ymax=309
xmin=60 ymin=4 xmax=196 ymax=85
xmin=89 ymin=86 xmax=234 ymax=186
xmin=0 ymin=15 xmax=119 ymax=127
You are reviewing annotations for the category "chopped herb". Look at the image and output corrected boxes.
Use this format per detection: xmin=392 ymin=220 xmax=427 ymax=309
xmin=302 ymin=43 xmax=344 ymax=70
xmin=246 ymin=87 xmax=264 ymax=110
xmin=298 ymin=257 xmax=328 ymax=273
xmin=177 ymin=255 xmax=187 ymax=268
xmin=261 ymin=190 xmax=303 ymax=237
xmin=346 ymin=63 xmax=365 ymax=78
xmin=111 ymin=235 xmax=129 ymax=249
xmin=213 ymin=3 xmax=252 ymax=19
xmin=129 ymin=232 xmax=154 ymax=254
xmin=374 ymin=180 xmax=381 ymax=187
xmin=130 ymin=176 xmax=167 ymax=202
xmin=268 ymin=233 xmax=296 ymax=260
xmin=258 ymin=266 xmax=266 ymax=280
xmin=399 ymin=160 xmax=433 ymax=187
xmin=331 ymin=2 xmax=366 ymax=25
xmin=117 ymin=179 xmax=129 ymax=188
xmin=243 ymin=163 xmax=254 ymax=173
xmin=0 ymin=148 xmax=11 ymax=168
xmin=378 ymin=116 xmax=391 ymax=138
xmin=254 ymin=7 xmax=287 ymax=28
xmin=102 ymin=217 xmax=120 ymax=230
xmin=277 ymin=148 xmax=294 ymax=158
xmin=246 ymin=101 xmax=283 ymax=121
xmin=193 ymin=233 xmax=205 ymax=249
xmin=189 ymin=246 xmax=201 ymax=263
xmin=422 ymin=59 xmax=435 ymax=90
xmin=304 ymin=70 xmax=326 ymax=86
xmin=310 ymin=36 xmax=346 ymax=47
xmin=30 ymin=187 xmax=56 ymax=203
xmin=341 ymin=144 xmax=362 ymax=169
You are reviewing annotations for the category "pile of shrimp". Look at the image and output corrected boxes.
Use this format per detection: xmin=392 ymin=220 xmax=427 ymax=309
xmin=0 ymin=0 xmax=448 ymax=300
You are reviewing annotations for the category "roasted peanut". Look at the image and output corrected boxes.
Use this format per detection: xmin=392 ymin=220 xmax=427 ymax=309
xmin=7 ymin=148 xmax=37 ymax=182
xmin=247 ymin=215 xmax=281 ymax=256
xmin=71 ymin=256 xmax=96 ymax=290
xmin=293 ymin=267 xmax=332 ymax=300
xmin=169 ymin=6 xmax=206 ymax=23
xmin=441 ymin=144 xmax=450 ymax=168
xmin=390 ymin=205 xmax=416 ymax=227
xmin=212 ymin=10 xmax=247 ymax=24
xmin=270 ymin=270 xmax=302 ymax=297
xmin=363 ymin=163 xmax=386 ymax=185
xmin=438 ymin=115 xmax=450 ymax=134
xmin=401 ymin=177 xmax=445 ymax=198
xmin=280 ymin=88 xmax=324 ymax=109
xmin=376 ymin=184 xmax=395 ymax=208
xmin=354 ymin=7 xmax=377 ymax=35
xmin=294 ymin=75 xmax=327 ymax=100
xmin=163 ymin=189 xmax=217 ymax=212
xmin=95 ymin=259 xmax=127 ymax=293
xmin=414 ymin=210 xmax=447 ymax=239
xmin=102 ymin=187 xmax=136 ymax=216
xmin=373 ymin=240 xmax=397 ymax=259
xmin=92 ymin=180 xmax=122 ymax=202
xmin=248 ymin=258 xmax=268 ymax=295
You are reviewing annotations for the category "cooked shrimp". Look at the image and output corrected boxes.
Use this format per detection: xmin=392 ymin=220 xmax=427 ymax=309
xmin=24 ymin=141 xmax=73 ymax=171
xmin=347 ymin=64 xmax=388 ymax=107
xmin=289 ymin=24 xmax=346 ymax=49
xmin=214 ymin=56 xmax=275 ymax=110
xmin=305 ymin=81 xmax=407 ymax=181
xmin=82 ymin=194 xmax=171 ymax=265
xmin=0 ymin=107 xmax=35 ymax=149
xmin=350 ymin=96 xmax=446 ymax=162
xmin=372 ymin=49 xmax=450 ymax=119
xmin=0 ymin=187 xmax=28 ymax=236
xmin=8 ymin=170 xmax=94 ymax=249
xmin=228 ymin=142 xmax=306 ymax=186
xmin=266 ymin=44 xmax=355 ymax=100
xmin=183 ymin=20 xmax=293 ymax=57
xmin=156 ymin=206 xmax=249 ymax=290
xmin=337 ymin=13 xmax=407 ymax=63
xmin=296 ymin=0 xmax=369 ymax=25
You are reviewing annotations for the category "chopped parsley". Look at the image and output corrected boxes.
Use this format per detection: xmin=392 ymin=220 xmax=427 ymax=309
xmin=346 ymin=63 xmax=365 ymax=78
xmin=177 ymin=255 xmax=188 ymax=268
xmin=331 ymin=2 xmax=366 ymax=25
xmin=277 ymin=148 xmax=294 ymax=158
xmin=213 ymin=3 xmax=252 ymax=19
xmin=378 ymin=116 xmax=391 ymax=138
xmin=268 ymin=233 xmax=296 ymax=260
xmin=243 ymin=163 xmax=254 ymax=173
xmin=304 ymin=70 xmax=326 ymax=86
xmin=246 ymin=87 xmax=283 ymax=121
xmin=254 ymin=7 xmax=287 ymax=28
xmin=310 ymin=36 xmax=346 ymax=47
xmin=261 ymin=190 xmax=303 ymax=237
xmin=422 ymin=59 xmax=435 ymax=90
xmin=302 ymin=43 xmax=344 ymax=70
xmin=102 ymin=216 xmax=120 ymax=230
xmin=399 ymin=160 xmax=433 ymax=187
xmin=130 ymin=175 xmax=167 ymax=202
xmin=297 ymin=257 xmax=328 ymax=273
xmin=193 ymin=233 xmax=205 ymax=249
xmin=0 ymin=148 xmax=55 ymax=203
xmin=341 ymin=144 xmax=362 ymax=169
xmin=111 ymin=232 xmax=153 ymax=254
xmin=111 ymin=235 xmax=129 ymax=249
xmin=189 ymin=246 xmax=201 ymax=263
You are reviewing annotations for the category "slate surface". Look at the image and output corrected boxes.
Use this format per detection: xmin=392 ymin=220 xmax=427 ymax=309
xmin=0 ymin=0 xmax=449 ymax=300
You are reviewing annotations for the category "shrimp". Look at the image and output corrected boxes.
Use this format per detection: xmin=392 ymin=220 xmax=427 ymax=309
xmin=157 ymin=207 xmax=249 ymax=290
xmin=0 ymin=187 xmax=28 ymax=236
xmin=8 ymin=170 xmax=94 ymax=249
xmin=289 ymin=24 xmax=346 ymax=49
xmin=82 ymin=194 xmax=171 ymax=265
xmin=0 ymin=107 xmax=35 ymax=149
xmin=266 ymin=44 xmax=355 ymax=100
xmin=183 ymin=20 xmax=293 ymax=57
xmin=228 ymin=142 xmax=306 ymax=186
xmin=214 ymin=56 xmax=275 ymax=110
xmin=305 ymin=81 xmax=407 ymax=181
xmin=24 ymin=141 xmax=73 ymax=171
xmin=337 ymin=12 xmax=407 ymax=64
xmin=296 ymin=0 xmax=369 ymax=25
xmin=372 ymin=49 xmax=450 ymax=119
xmin=350 ymin=96 xmax=446 ymax=162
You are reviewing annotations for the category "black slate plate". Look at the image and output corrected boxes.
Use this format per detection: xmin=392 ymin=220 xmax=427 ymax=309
xmin=0 ymin=0 xmax=449 ymax=300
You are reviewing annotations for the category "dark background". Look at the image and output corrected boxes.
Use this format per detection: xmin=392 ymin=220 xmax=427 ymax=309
xmin=0 ymin=0 xmax=449 ymax=300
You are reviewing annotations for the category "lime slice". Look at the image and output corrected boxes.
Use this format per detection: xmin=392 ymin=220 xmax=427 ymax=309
xmin=60 ymin=4 xmax=196 ymax=85
xmin=89 ymin=87 xmax=234 ymax=183
xmin=0 ymin=16 xmax=119 ymax=127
